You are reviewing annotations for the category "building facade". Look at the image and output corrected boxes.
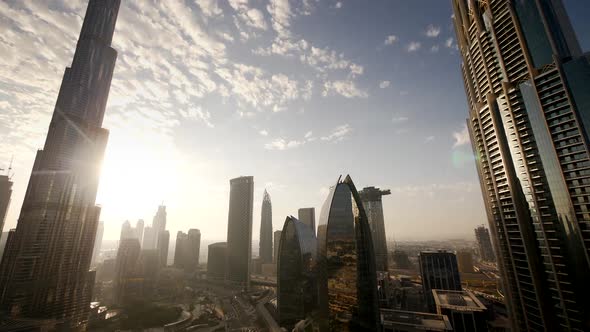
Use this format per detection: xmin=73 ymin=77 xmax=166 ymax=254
xmin=91 ymin=221 xmax=104 ymax=267
xmin=207 ymin=242 xmax=227 ymax=281
xmin=456 ymin=250 xmax=474 ymax=273
xmin=0 ymin=175 xmax=12 ymax=236
xmin=297 ymin=208 xmax=316 ymax=236
xmin=114 ymin=238 xmax=141 ymax=305
xmin=187 ymin=228 xmax=201 ymax=271
xmin=226 ymin=176 xmax=254 ymax=289
xmin=174 ymin=231 xmax=188 ymax=269
xmin=259 ymin=190 xmax=273 ymax=264
xmin=452 ymin=0 xmax=590 ymax=329
xmin=277 ymin=216 xmax=317 ymax=328
xmin=316 ymin=175 xmax=380 ymax=331
xmin=273 ymin=230 xmax=282 ymax=263
xmin=474 ymin=225 xmax=495 ymax=262
xmin=359 ymin=186 xmax=391 ymax=272
xmin=0 ymin=0 xmax=120 ymax=328
xmin=157 ymin=230 xmax=170 ymax=267
xmin=419 ymin=250 xmax=462 ymax=311
xmin=432 ymin=289 xmax=488 ymax=332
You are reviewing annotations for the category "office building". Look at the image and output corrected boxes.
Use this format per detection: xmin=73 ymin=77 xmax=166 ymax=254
xmin=274 ymin=230 xmax=282 ymax=263
xmin=207 ymin=242 xmax=227 ymax=281
xmin=432 ymin=290 xmax=488 ymax=332
xmin=187 ymin=228 xmax=201 ymax=271
xmin=0 ymin=175 xmax=12 ymax=236
xmin=157 ymin=230 xmax=170 ymax=267
xmin=259 ymin=190 xmax=273 ymax=264
xmin=91 ymin=221 xmax=104 ymax=266
xmin=0 ymin=0 xmax=120 ymax=328
xmin=419 ymin=251 xmax=461 ymax=311
xmin=137 ymin=249 xmax=159 ymax=299
xmin=0 ymin=232 xmax=9 ymax=259
xmin=174 ymin=231 xmax=188 ymax=269
xmin=359 ymin=187 xmax=391 ymax=272
xmin=277 ymin=216 xmax=317 ymax=328
xmin=474 ymin=226 xmax=495 ymax=263
xmin=135 ymin=219 xmax=144 ymax=244
xmin=114 ymin=238 xmax=141 ymax=305
xmin=297 ymin=207 xmax=316 ymax=236
xmin=226 ymin=176 xmax=254 ymax=289
xmin=381 ymin=309 xmax=453 ymax=332
xmin=456 ymin=250 xmax=474 ymax=273
xmin=142 ymin=226 xmax=156 ymax=250
xmin=120 ymin=219 xmax=143 ymax=243
xmin=152 ymin=205 xmax=167 ymax=235
xmin=453 ymin=0 xmax=590 ymax=329
xmin=317 ymin=175 xmax=380 ymax=331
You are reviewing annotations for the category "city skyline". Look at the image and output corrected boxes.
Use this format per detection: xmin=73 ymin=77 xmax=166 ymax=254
xmin=1 ymin=2 xmax=590 ymax=246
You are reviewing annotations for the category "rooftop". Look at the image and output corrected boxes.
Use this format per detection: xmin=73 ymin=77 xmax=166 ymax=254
xmin=381 ymin=309 xmax=453 ymax=331
xmin=432 ymin=289 xmax=487 ymax=312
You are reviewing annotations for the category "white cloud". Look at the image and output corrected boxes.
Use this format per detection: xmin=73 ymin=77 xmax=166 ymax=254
xmin=267 ymin=0 xmax=292 ymax=37
xmin=425 ymin=25 xmax=441 ymax=38
xmin=195 ymin=0 xmax=223 ymax=17
xmin=259 ymin=130 xmax=269 ymax=136
xmin=264 ymin=138 xmax=304 ymax=150
xmin=321 ymin=124 xmax=352 ymax=142
xmin=445 ymin=37 xmax=454 ymax=48
xmin=379 ymin=80 xmax=391 ymax=89
xmin=335 ymin=2 xmax=343 ymax=9
xmin=431 ymin=45 xmax=439 ymax=53
xmin=179 ymin=107 xmax=214 ymax=128
xmin=407 ymin=41 xmax=421 ymax=52
xmin=453 ymin=124 xmax=470 ymax=147
xmin=384 ymin=35 xmax=397 ymax=45
xmin=392 ymin=116 xmax=409 ymax=124
xmin=323 ymin=80 xmax=368 ymax=98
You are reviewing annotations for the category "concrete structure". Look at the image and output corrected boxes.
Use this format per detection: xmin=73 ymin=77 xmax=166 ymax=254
xmin=277 ymin=216 xmax=317 ymax=328
xmin=474 ymin=225 xmax=495 ymax=263
xmin=157 ymin=230 xmax=170 ymax=267
xmin=259 ymin=190 xmax=273 ymax=264
xmin=317 ymin=175 xmax=380 ymax=331
xmin=381 ymin=309 xmax=452 ymax=332
xmin=226 ymin=176 xmax=254 ymax=289
xmin=359 ymin=186 xmax=391 ymax=272
xmin=207 ymin=242 xmax=227 ymax=281
xmin=0 ymin=175 xmax=12 ymax=236
xmin=432 ymin=289 xmax=488 ymax=332
xmin=273 ymin=230 xmax=281 ymax=263
xmin=453 ymin=0 xmax=590 ymax=329
xmin=456 ymin=250 xmax=474 ymax=273
xmin=91 ymin=221 xmax=104 ymax=266
xmin=297 ymin=208 xmax=316 ymax=236
xmin=0 ymin=1 xmax=120 ymax=328
xmin=419 ymin=250 xmax=462 ymax=311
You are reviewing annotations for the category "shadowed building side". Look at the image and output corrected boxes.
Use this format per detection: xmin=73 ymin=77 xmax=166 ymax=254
xmin=226 ymin=176 xmax=254 ymax=290
xmin=359 ymin=187 xmax=390 ymax=272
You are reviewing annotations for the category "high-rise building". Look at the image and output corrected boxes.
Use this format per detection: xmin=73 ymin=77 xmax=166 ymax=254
xmin=174 ymin=231 xmax=188 ymax=269
xmin=0 ymin=1 xmax=120 ymax=328
xmin=274 ymin=230 xmax=282 ymax=263
xmin=153 ymin=205 xmax=167 ymax=235
xmin=0 ymin=232 xmax=9 ymax=260
xmin=317 ymin=175 xmax=379 ymax=331
xmin=277 ymin=216 xmax=317 ymax=328
xmin=91 ymin=221 xmax=104 ymax=267
xmin=452 ymin=0 xmax=590 ymax=329
xmin=120 ymin=220 xmax=132 ymax=242
xmin=226 ymin=176 xmax=254 ymax=289
xmin=187 ymin=228 xmax=201 ymax=271
xmin=259 ymin=190 xmax=273 ymax=264
xmin=419 ymin=250 xmax=462 ymax=312
xmin=207 ymin=242 xmax=227 ymax=281
xmin=157 ymin=230 xmax=170 ymax=267
xmin=297 ymin=208 xmax=316 ymax=235
xmin=114 ymin=238 xmax=140 ymax=305
xmin=456 ymin=250 xmax=474 ymax=273
xmin=142 ymin=226 xmax=156 ymax=250
xmin=0 ymin=175 xmax=13 ymax=235
xmin=135 ymin=219 xmax=144 ymax=244
xmin=432 ymin=290 xmax=488 ymax=332
xmin=359 ymin=187 xmax=391 ymax=272
xmin=474 ymin=225 xmax=495 ymax=263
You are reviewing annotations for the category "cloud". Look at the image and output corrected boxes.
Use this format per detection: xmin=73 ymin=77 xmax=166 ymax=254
xmin=384 ymin=35 xmax=397 ymax=45
xmin=264 ymin=138 xmax=304 ymax=150
xmin=323 ymin=80 xmax=368 ymax=98
xmin=406 ymin=41 xmax=421 ymax=52
xmin=425 ymin=25 xmax=441 ymax=38
xmin=390 ymin=182 xmax=476 ymax=199
xmin=425 ymin=135 xmax=435 ymax=143
xmin=431 ymin=45 xmax=439 ymax=53
xmin=259 ymin=130 xmax=269 ymax=136
xmin=179 ymin=107 xmax=214 ymax=128
xmin=392 ymin=116 xmax=409 ymax=124
xmin=335 ymin=2 xmax=343 ymax=9
xmin=453 ymin=124 xmax=470 ymax=147
xmin=195 ymin=0 xmax=223 ymax=17
xmin=267 ymin=0 xmax=292 ymax=37
xmin=445 ymin=37 xmax=454 ymax=48
xmin=321 ymin=124 xmax=352 ymax=142
xmin=379 ymin=80 xmax=391 ymax=89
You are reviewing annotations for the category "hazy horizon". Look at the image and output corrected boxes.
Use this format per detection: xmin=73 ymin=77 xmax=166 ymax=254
xmin=1 ymin=0 xmax=589 ymax=243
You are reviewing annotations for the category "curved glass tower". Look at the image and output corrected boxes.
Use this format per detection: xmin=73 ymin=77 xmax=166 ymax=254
xmin=277 ymin=216 xmax=317 ymax=328
xmin=317 ymin=175 xmax=379 ymax=331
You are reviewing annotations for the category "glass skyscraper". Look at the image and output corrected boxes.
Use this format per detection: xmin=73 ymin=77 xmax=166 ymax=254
xmin=359 ymin=186 xmax=391 ymax=272
xmin=226 ymin=176 xmax=254 ymax=290
xmin=474 ymin=225 xmax=495 ymax=262
xmin=0 ymin=0 xmax=120 ymax=328
xmin=316 ymin=175 xmax=379 ymax=331
xmin=259 ymin=189 xmax=273 ymax=264
xmin=277 ymin=216 xmax=317 ymax=329
xmin=298 ymin=207 xmax=316 ymax=236
xmin=453 ymin=0 xmax=590 ymax=330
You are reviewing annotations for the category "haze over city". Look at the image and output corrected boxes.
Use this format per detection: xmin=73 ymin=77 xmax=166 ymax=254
xmin=1 ymin=1 xmax=589 ymax=244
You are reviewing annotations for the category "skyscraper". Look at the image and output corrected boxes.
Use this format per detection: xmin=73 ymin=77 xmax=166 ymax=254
xmin=456 ymin=250 xmax=474 ymax=273
xmin=135 ymin=219 xmax=144 ymax=244
xmin=207 ymin=242 xmax=227 ymax=281
xmin=153 ymin=205 xmax=167 ymax=235
xmin=120 ymin=220 xmax=132 ymax=241
xmin=259 ymin=189 xmax=273 ymax=264
xmin=277 ymin=216 xmax=317 ymax=329
xmin=157 ymin=230 xmax=170 ymax=267
xmin=474 ymin=225 xmax=495 ymax=263
xmin=0 ymin=0 xmax=120 ymax=328
xmin=274 ymin=230 xmax=282 ymax=263
xmin=432 ymin=290 xmax=488 ymax=332
xmin=187 ymin=228 xmax=201 ymax=271
xmin=174 ymin=231 xmax=188 ymax=268
xmin=359 ymin=186 xmax=391 ymax=272
xmin=142 ymin=226 xmax=156 ymax=250
xmin=0 ymin=175 xmax=13 ymax=235
xmin=91 ymin=221 xmax=104 ymax=267
xmin=316 ymin=175 xmax=379 ymax=331
xmin=226 ymin=176 xmax=254 ymax=289
xmin=452 ymin=1 xmax=590 ymax=329
xmin=114 ymin=238 xmax=141 ymax=305
xmin=297 ymin=207 xmax=316 ymax=235
xmin=419 ymin=250 xmax=462 ymax=312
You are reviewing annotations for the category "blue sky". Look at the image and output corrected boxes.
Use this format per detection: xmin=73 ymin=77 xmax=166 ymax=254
xmin=1 ymin=0 xmax=589 ymax=242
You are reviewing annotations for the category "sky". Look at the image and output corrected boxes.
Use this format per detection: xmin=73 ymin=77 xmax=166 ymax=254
xmin=1 ymin=0 xmax=590 ymax=244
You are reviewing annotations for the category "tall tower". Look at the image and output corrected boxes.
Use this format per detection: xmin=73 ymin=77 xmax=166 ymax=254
xmin=91 ymin=221 xmax=104 ymax=267
xmin=273 ymin=230 xmax=282 ymax=263
xmin=153 ymin=205 xmax=167 ymax=235
xmin=297 ymin=208 xmax=316 ymax=235
xmin=187 ymin=228 xmax=201 ymax=271
xmin=452 ymin=1 xmax=590 ymax=330
xmin=226 ymin=176 xmax=254 ymax=290
xmin=0 ymin=174 xmax=13 ymax=236
xmin=259 ymin=190 xmax=273 ymax=264
xmin=359 ymin=186 xmax=391 ymax=272
xmin=0 ymin=0 xmax=120 ymax=328
xmin=316 ymin=175 xmax=379 ymax=331
xmin=474 ymin=225 xmax=495 ymax=263
xmin=419 ymin=250 xmax=462 ymax=311
xmin=156 ymin=230 xmax=170 ymax=267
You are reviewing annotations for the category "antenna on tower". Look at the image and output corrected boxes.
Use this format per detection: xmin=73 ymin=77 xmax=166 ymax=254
xmin=8 ymin=156 xmax=14 ymax=180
